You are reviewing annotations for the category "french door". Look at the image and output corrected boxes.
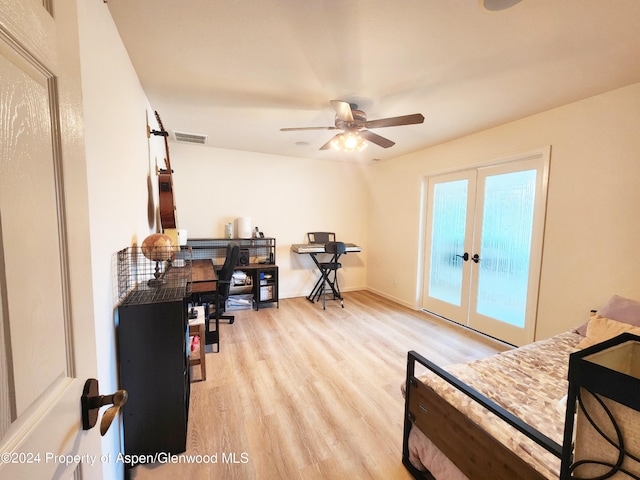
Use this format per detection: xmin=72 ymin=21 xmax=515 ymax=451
xmin=422 ymin=149 xmax=550 ymax=346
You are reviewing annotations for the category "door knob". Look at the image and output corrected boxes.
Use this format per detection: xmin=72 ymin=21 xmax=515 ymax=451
xmin=455 ymin=252 xmax=469 ymax=261
xmin=81 ymin=378 xmax=128 ymax=436
xmin=472 ymin=254 xmax=481 ymax=263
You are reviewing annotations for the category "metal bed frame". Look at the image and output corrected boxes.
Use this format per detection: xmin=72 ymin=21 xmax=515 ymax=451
xmin=402 ymin=349 xmax=564 ymax=480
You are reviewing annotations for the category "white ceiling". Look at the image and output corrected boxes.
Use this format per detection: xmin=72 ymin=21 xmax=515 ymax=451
xmin=106 ymin=0 xmax=640 ymax=163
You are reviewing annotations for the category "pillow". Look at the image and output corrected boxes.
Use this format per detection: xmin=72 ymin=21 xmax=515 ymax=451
xmin=598 ymin=294 xmax=640 ymax=326
xmin=576 ymin=313 xmax=640 ymax=349
xmin=574 ymin=294 xmax=640 ymax=336
xmin=573 ymin=314 xmax=594 ymax=337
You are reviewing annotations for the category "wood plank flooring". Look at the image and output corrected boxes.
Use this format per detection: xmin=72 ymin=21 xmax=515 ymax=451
xmin=129 ymin=290 xmax=507 ymax=480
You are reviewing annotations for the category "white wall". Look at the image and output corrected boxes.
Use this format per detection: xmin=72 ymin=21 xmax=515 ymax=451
xmin=170 ymin=143 xmax=369 ymax=298
xmin=76 ymin=2 xmax=163 ymax=479
xmin=366 ymin=82 xmax=640 ymax=340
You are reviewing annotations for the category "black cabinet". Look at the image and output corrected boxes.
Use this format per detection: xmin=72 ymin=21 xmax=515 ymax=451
xmin=229 ymin=264 xmax=279 ymax=310
xmin=254 ymin=265 xmax=278 ymax=309
xmin=117 ymin=298 xmax=189 ymax=457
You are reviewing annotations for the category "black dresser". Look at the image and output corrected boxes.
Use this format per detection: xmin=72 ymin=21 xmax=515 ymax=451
xmin=117 ymin=293 xmax=190 ymax=457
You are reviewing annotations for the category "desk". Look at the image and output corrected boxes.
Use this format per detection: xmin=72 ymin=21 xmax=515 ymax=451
xmin=291 ymin=243 xmax=362 ymax=304
xmin=189 ymin=259 xmax=219 ymax=347
xmin=191 ymin=259 xmax=217 ymax=294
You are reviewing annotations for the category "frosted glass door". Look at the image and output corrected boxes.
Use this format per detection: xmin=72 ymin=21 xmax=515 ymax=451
xmin=468 ymin=155 xmax=549 ymax=345
xmin=422 ymin=170 xmax=476 ymax=324
xmin=429 ymin=180 xmax=468 ymax=305
xmin=422 ymin=149 xmax=549 ymax=346
xmin=474 ymin=170 xmax=536 ymax=327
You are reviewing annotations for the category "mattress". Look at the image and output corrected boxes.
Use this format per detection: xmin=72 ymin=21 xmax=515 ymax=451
xmin=405 ymin=330 xmax=583 ymax=479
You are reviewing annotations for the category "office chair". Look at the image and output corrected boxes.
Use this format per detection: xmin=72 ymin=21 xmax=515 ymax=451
xmin=201 ymin=242 xmax=240 ymax=349
xmin=318 ymin=241 xmax=346 ymax=309
xmin=214 ymin=241 xmax=241 ymax=323
xmin=307 ymin=232 xmax=335 ymax=244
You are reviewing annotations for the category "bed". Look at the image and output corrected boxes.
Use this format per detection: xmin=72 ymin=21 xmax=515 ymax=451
xmin=401 ymin=294 xmax=640 ymax=480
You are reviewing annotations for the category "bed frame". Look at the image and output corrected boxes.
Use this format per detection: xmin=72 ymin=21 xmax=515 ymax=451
xmin=402 ymin=350 xmax=565 ymax=480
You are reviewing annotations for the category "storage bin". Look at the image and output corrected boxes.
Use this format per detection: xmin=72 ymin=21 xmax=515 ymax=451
xmin=226 ymin=294 xmax=253 ymax=311
xmin=260 ymin=285 xmax=273 ymax=301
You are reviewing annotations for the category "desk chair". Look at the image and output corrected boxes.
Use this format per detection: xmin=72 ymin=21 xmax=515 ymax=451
xmin=201 ymin=242 xmax=240 ymax=349
xmin=307 ymin=232 xmax=335 ymax=244
xmin=318 ymin=241 xmax=346 ymax=309
xmin=214 ymin=241 xmax=240 ymax=323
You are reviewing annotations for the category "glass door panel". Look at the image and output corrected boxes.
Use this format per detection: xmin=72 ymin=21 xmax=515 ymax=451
xmin=429 ymin=179 xmax=468 ymax=306
xmin=475 ymin=169 xmax=536 ymax=327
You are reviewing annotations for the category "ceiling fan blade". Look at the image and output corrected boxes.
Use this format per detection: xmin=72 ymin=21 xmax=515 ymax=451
xmin=359 ymin=130 xmax=395 ymax=148
xmin=365 ymin=113 xmax=425 ymax=129
xmin=319 ymin=133 xmax=343 ymax=150
xmin=330 ymin=100 xmax=354 ymax=123
xmin=280 ymin=126 xmax=338 ymax=131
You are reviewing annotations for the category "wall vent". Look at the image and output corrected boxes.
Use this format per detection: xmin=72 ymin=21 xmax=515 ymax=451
xmin=173 ymin=131 xmax=208 ymax=145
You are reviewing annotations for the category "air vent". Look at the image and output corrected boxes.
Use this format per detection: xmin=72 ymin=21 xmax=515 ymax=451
xmin=173 ymin=131 xmax=208 ymax=145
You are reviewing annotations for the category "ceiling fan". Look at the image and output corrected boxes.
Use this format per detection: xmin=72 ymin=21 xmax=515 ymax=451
xmin=280 ymin=100 xmax=425 ymax=151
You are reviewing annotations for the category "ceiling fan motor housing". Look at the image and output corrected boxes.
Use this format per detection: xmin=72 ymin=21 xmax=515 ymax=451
xmin=336 ymin=108 xmax=367 ymax=130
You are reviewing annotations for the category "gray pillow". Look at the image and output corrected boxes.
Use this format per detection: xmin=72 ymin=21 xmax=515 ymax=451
xmin=574 ymin=294 xmax=640 ymax=336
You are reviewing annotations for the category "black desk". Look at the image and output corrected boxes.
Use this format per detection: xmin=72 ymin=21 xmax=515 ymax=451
xmin=291 ymin=243 xmax=362 ymax=303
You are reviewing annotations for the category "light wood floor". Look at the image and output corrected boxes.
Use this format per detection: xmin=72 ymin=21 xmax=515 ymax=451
xmin=130 ymin=290 xmax=507 ymax=480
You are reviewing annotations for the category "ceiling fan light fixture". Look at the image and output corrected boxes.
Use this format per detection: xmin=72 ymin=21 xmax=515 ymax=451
xmin=331 ymin=132 xmax=367 ymax=152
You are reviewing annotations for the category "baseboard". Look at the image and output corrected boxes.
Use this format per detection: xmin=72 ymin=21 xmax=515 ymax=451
xmin=279 ymin=285 xmax=367 ymax=300
xmin=278 ymin=287 xmax=420 ymax=314
xmin=363 ymin=286 xmax=415 ymax=310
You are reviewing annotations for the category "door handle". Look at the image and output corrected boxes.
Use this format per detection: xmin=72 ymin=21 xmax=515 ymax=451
xmin=472 ymin=254 xmax=480 ymax=263
xmin=81 ymin=378 xmax=128 ymax=436
xmin=455 ymin=252 xmax=469 ymax=261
